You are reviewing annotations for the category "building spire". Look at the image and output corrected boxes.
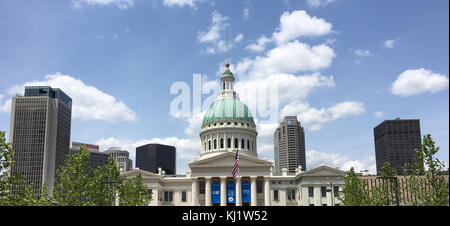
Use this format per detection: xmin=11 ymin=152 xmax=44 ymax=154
xmin=225 ymin=26 xmax=229 ymax=68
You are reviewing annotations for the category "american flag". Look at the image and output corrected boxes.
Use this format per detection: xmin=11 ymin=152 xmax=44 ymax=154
xmin=231 ymin=150 xmax=239 ymax=178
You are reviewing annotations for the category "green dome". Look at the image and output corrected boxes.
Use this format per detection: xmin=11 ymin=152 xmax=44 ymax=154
xmin=202 ymin=98 xmax=254 ymax=126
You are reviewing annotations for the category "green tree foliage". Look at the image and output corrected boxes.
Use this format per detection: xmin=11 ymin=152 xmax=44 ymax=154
xmin=53 ymin=146 xmax=124 ymax=206
xmin=0 ymin=131 xmax=53 ymax=206
xmin=403 ymin=134 xmax=449 ymax=206
xmin=338 ymin=167 xmax=371 ymax=206
xmin=370 ymin=162 xmax=399 ymax=206
xmin=118 ymin=172 xmax=152 ymax=206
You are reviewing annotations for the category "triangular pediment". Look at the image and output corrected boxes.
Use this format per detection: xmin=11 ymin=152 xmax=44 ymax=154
xmin=189 ymin=152 xmax=273 ymax=168
xmin=300 ymin=165 xmax=346 ymax=177
xmin=122 ymin=169 xmax=163 ymax=179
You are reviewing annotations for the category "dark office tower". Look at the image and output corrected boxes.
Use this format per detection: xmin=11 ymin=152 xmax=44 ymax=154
xmin=9 ymin=86 xmax=72 ymax=193
xmin=69 ymin=142 xmax=109 ymax=170
xmin=374 ymin=118 xmax=422 ymax=175
xmin=274 ymin=116 xmax=306 ymax=173
xmin=136 ymin=144 xmax=176 ymax=175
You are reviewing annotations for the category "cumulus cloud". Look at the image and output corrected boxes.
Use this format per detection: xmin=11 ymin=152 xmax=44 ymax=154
xmin=281 ymin=100 xmax=366 ymax=130
xmin=72 ymin=0 xmax=134 ymax=9
xmin=197 ymin=11 xmax=244 ymax=54
xmin=163 ymin=0 xmax=197 ymax=7
xmin=374 ymin=111 xmax=385 ymax=118
xmin=354 ymin=49 xmax=373 ymax=57
xmin=272 ymin=10 xmax=332 ymax=44
xmin=3 ymin=73 xmax=137 ymax=123
xmin=307 ymin=0 xmax=337 ymax=8
xmin=245 ymin=35 xmax=272 ymax=52
xmin=391 ymin=68 xmax=449 ymax=96
xmin=307 ymin=150 xmax=376 ymax=173
xmin=384 ymin=39 xmax=397 ymax=48
xmin=95 ymin=136 xmax=199 ymax=174
xmin=0 ymin=95 xmax=12 ymax=112
xmin=238 ymin=40 xmax=336 ymax=78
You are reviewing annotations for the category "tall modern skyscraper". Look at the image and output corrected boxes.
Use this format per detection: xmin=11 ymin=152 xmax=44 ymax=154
xmin=9 ymin=86 xmax=72 ymax=193
xmin=69 ymin=142 xmax=109 ymax=170
xmin=136 ymin=143 xmax=176 ymax=175
xmin=104 ymin=147 xmax=133 ymax=172
xmin=374 ymin=118 xmax=422 ymax=175
xmin=274 ymin=116 xmax=306 ymax=173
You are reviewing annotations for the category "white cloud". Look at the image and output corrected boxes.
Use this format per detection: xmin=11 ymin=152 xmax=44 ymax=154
xmin=307 ymin=150 xmax=376 ymax=173
xmin=163 ymin=0 xmax=196 ymax=7
xmin=384 ymin=39 xmax=397 ymax=48
xmin=272 ymin=10 xmax=332 ymax=44
xmin=0 ymin=95 xmax=11 ymax=112
xmin=307 ymin=0 xmax=337 ymax=8
xmin=391 ymin=68 xmax=449 ymax=96
xmin=242 ymin=7 xmax=250 ymax=21
xmin=239 ymin=41 xmax=336 ymax=78
xmin=245 ymin=35 xmax=272 ymax=52
xmin=197 ymin=11 xmax=244 ymax=54
xmin=95 ymin=136 xmax=199 ymax=174
xmin=198 ymin=11 xmax=228 ymax=43
xmin=354 ymin=49 xmax=373 ymax=57
xmin=234 ymin=33 xmax=244 ymax=43
xmin=374 ymin=111 xmax=385 ymax=118
xmin=72 ymin=0 xmax=134 ymax=9
xmin=3 ymin=73 xmax=137 ymax=123
xmin=281 ymin=100 xmax=366 ymax=131
xmin=235 ymin=73 xmax=335 ymax=107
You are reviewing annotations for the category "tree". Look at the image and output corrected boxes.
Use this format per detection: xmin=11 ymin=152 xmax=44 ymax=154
xmin=338 ymin=167 xmax=372 ymax=206
xmin=0 ymin=131 xmax=52 ymax=206
xmin=370 ymin=162 xmax=399 ymax=206
xmin=118 ymin=172 xmax=152 ymax=206
xmin=403 ymin=134 xmax=449 ymax=206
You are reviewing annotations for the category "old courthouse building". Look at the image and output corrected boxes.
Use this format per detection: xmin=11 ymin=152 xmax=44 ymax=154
xmin=124 ymin=63 xmax=346 ymax=206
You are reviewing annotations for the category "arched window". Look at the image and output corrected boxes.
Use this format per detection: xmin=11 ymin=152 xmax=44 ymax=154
xmin=227 ymin=138 xmax=231 ymax=148
xmin=241 ymin=139 xmax=245 ymax=149
xmin=220 ymin=138 xmax=224 ymax=149
xmin=223 ymin=82 xmax=226 ymax=90
xmin=208 ymin=140 xmax=211 ymax=150
xmin=214 ymin=139 xmax=217 ymax=149
xmin=247 ymin=140 xmax=250 ymax=150
xmin=251 ymin=141 xmax=254 ymax=151
xmin=234 ymin=138 xmax=238 ymax=149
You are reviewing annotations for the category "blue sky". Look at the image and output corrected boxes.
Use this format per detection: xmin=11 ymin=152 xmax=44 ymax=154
xmin=0 ymin=0 xmax=448 ymax=174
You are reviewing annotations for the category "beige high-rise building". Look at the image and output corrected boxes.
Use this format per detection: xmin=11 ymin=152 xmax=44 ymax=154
xmin=104 ymin=147 xmax=132 ymax=172
xmin=274 ymin=116 xmax=306 ymax=173
xmin=9 ymin=86 xmax=72 ymax=194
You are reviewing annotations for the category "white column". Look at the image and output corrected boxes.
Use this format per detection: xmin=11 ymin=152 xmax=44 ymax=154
xmin=220 ymin=177 xmax=227 ymax=206
xmin=191 ymin=178 xmax=198 ymax=206
xmin=236 ymin=177 xmax=242 ymax=206
xmin=205 ymin=177 xmax=212 ymax=206
xmin=264 ymin=177 xmax=271 ymax=206
xmin=250 ymin=176 xmax=257 ymax=206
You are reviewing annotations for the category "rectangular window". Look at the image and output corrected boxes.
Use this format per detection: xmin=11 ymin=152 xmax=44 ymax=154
xmin=164 ymin=191 xmax=173 ymax=202
xmin=199 ymin=182 xmax=205 ymax=194
xmin=287 ymin=189 xmax=296 ymax=201
xmin=321 ymin=186 xmax=327 ymax=197
xmin=274 ymin=190 xmax=279 ymax=201
xmin=322 ymin=204 xmax=327 ymax=206
xmin=333 ymin=186 xmax=339 ymax=197
xmin=257 ymin=181 xmax=263 ymax=193
xmin=309 ymin=204 xmax=314 ymax=206
xmin=182 ymin=191 xmax=187 ymax=202
xmin=308 ymin=187 xmax=314 ymax=197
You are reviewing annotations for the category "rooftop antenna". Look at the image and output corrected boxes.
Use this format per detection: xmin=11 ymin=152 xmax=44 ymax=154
xmin=225 ymin=26 xmax=230 ymax=68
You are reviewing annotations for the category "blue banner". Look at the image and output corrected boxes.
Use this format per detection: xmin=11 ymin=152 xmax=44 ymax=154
xmin=212 ymin=183 xmax=220 ymax=204
xmin=227 ymin=183 xmax=235 ymax=203
xmin=242 ymin=182 xmax=250 ymax=203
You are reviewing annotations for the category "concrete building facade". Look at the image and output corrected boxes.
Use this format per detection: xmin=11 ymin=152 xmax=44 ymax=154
xmin=69 ymin=142 xmax=109 ymax=169
xmin=9 ymin=86 xmax=72 ymax=193
xmin=374 ymin=118 xmax=422 ymax=175
xmin=136 ymin=143 xmax=176 ymax=175
xmin=274 ymin=116 xmax=306 ymax=173
xmin=104 ymin=147 xmax=133 ymax=172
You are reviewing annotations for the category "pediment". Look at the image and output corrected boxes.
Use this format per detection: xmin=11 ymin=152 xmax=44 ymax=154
xmin=189 ymin=152 xmax=273 ymax=168
xmin=300 ymin=165 xmax=346 ymax=177
xmin=122 ymin=169 xmax=163 ymax=179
